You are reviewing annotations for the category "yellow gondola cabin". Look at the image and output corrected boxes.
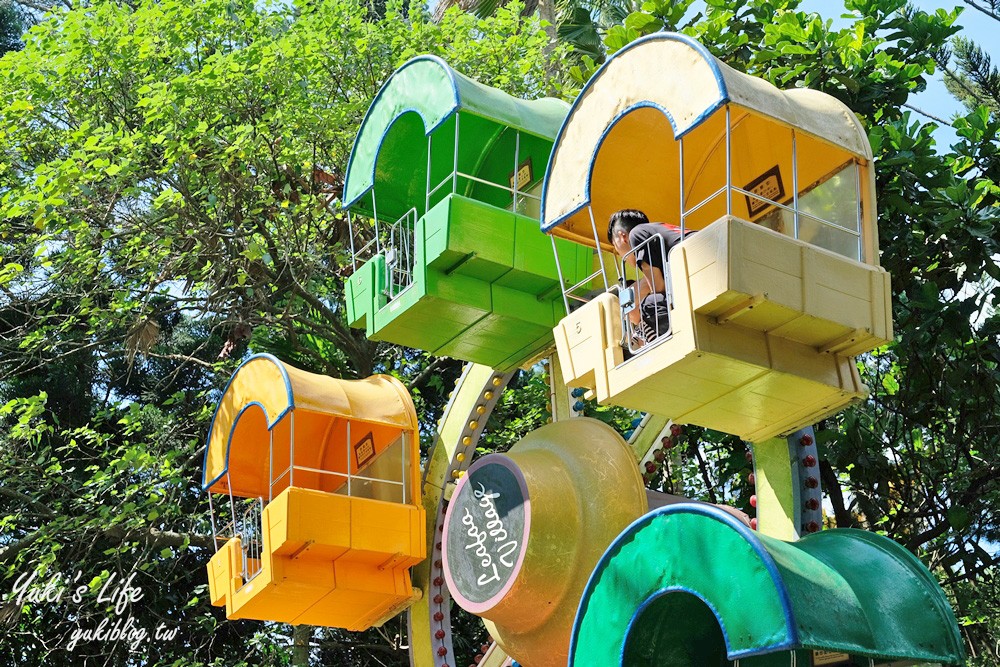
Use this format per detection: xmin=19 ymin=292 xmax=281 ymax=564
xmin=541 ymin=33 xmax=893 ymax=442
xmin=202 ymin=354 xmax=425 ymax=630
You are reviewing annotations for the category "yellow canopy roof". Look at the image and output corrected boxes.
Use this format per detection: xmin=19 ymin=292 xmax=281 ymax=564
xmin=540 ymin=33 xmax=875 ymax=253
xmin=202 ymin=354 xmax=418 ymax=497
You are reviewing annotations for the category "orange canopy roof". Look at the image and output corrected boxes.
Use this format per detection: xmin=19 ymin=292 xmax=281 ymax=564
xmin=202 ymin=354 xmax=418 ymax=498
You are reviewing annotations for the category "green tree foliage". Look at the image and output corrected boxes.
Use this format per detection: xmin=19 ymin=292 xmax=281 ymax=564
xmin=0 ymin=0 xmax=22 ymax=55
xmin=944 ymin=36 xmax=1000 ymax=118
xmin=939 ymin=0 xmax=1000 ymax=122
xmin=0 ymin=0 xmax=562 ymax=663
xmin=2 ymin=0 xmax=1000 ymax=663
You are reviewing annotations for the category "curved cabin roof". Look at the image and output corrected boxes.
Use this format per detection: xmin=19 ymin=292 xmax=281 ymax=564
xmin=541 ymin=33 xmax=877 ymax=258
xmin=202 ymin=354 xmax=418 ymax=498
xmin=343 ymin=55 xmax=570 ymax=221
xmin=570 ymin=505 xmax=964 ymax=666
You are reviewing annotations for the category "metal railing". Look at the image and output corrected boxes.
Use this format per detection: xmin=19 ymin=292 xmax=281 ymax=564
xmin=267 ymin=415 xmax=410 ymax=505
xmin=347 ymin=207 xmax=418 ymax=287
xmin=239 ymin=497 xmax=265 ymax=583
xmin=681 ymin=185 xmax=862 ymax=261
xmin=617 ymin=233 xmax=674 ymax=356
xmin=427 ymin=170 xmax=542 ymax=211
xmin=384 ymin=209 xmax=417 ymax=300
xmin=207 ymin=491 xmax=265 ymax=584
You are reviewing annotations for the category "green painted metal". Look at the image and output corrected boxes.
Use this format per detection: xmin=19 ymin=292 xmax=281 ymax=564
xmin=570 ymin=505 xmax=965 ymax=667
xmin=347 ymin=195 xmax=591 ymax=371
xmin=343 ymin=56 xmax=569 ymax=221
xmin=342 ymin=56 xmax=589 ymax=370
xmin=409 ymin=363 xmax=515 ymax=667
xmin=424 ymin=193 xmax=518 ymax=283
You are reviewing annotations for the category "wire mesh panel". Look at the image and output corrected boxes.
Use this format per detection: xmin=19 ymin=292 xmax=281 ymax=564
xmin=238 ymin=497 xmax=265 ymax=583
xmin=208 ymin=492 xmax=266 ymax=584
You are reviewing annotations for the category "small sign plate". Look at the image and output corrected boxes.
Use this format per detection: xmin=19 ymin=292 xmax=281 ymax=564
xmin=443 ymin=457 xmax=529 ymax=608
xmin=813 ymin=650 xmax=852 ymax=665
xmin=509 ymin=158 xmax=533 ymax=192
xmin=744 ymin=165 xmax=785 ymax=217
xmin=353 ymin=432 xmax=376 ymax=470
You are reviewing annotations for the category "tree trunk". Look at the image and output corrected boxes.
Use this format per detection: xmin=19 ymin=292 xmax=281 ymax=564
xmin=292 ymin=625 xmax=313 ymax=666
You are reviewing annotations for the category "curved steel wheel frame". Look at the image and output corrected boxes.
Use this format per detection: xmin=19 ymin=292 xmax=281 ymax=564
xmin=409 ymin=364 xmax=515 ymax=667
xmin=408 ymin=358 xmax=670 ymax=667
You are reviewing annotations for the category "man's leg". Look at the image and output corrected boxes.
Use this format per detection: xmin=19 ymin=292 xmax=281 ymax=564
xmin=640 ymin=292 xmax=671 ymax=341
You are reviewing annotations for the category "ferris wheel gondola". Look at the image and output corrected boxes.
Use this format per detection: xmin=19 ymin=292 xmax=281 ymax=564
xmin=541 ymin=33 xmax=893 ymax=443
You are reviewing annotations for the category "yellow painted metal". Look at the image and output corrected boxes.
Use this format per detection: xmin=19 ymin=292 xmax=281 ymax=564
xmin=206 ymin=487 xmax=425 ymax=629
xmin=554 ymin=216 xmax=891 ymax=441
xmin=548 ymin=354 xmax=575 ymax=422
xmin=751 ymin=437 xmax=798 ymax=540
xmin=465 ymin=419 xmax=647 ymax=667
xmin=687 ymin=219 xmax=892 ymax=355
xmin=204 ymin=355 xmax=418 ymax=498
xmin=630 ymin=414 xmax=669 ymax=462
xmin=478 ymin=643 xmax=512 ymax=667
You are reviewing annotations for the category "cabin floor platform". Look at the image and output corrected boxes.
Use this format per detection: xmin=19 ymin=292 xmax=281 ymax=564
xmin=207 ymin=487 xmax=425 ymax=631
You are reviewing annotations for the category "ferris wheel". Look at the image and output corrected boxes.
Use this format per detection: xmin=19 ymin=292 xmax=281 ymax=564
xmin=199 ymin=35 xmax=964 ymax=667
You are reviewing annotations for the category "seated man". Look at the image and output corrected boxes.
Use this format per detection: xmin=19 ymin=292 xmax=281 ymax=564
xmin=607 ymin=209 xmax=690 ymax=344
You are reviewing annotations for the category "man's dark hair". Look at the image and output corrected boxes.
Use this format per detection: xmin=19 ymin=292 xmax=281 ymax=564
xmin=607 ymin=209 xmax=650 ymax=244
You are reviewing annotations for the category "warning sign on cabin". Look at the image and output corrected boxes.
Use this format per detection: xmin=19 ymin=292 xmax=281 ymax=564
xmin=812 ymin=650 xmax=852 ymax=665
xmin=744 ymin=165 xmax=785 ymax=216
xmin=509 ymin=158 xmax=533 ymax=192
xmin=354 ymin=432 xmax=376 ymax=469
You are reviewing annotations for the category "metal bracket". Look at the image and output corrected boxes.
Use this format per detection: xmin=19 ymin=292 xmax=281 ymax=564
xmin=619 ymin=285 xmax=636 ymax=314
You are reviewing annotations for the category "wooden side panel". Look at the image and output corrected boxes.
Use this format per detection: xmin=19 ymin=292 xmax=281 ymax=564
xmin=553 ymin=293 xmax=621 ymax=402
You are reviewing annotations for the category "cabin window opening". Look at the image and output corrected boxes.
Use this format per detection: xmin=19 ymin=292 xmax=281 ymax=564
xmin=334 ymin=430 xmax=409 ymax=504
xmin=424 ymin=122 xmax=544 ymax=216
xmin=773 ymin=160 xmax=862 ymax=261
xmin=246 ymin=412 xmax=411 ymax=507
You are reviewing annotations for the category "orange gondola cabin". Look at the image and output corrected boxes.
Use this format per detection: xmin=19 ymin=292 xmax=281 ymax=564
xmin=203 ymin=354 xmax=425 ymax=630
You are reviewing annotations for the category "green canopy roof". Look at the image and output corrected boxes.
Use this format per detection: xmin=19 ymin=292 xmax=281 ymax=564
xmin=342 ymin=56 xmax=569 ymax=218
xmin=571 ymin=505 xmax=965 ymax=666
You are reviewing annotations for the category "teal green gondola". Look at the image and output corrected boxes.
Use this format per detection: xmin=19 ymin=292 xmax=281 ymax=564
xmin=570 ymin=504 xmax=964 ymax=666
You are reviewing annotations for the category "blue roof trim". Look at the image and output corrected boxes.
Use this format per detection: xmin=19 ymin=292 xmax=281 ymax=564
xmin=540 ymin=32 xmax=730 ymax=233
xmin=342 ymin=55 xmax=461 ymax=211
xmin=201 ymin=353 xmax=295 ymax=492
xmin=568 ymin=503 xmax=798 ymax=664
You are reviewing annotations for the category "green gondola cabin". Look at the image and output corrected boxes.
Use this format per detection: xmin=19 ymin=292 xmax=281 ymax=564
xmin=342 ymin=57 xmax=592 ymax=371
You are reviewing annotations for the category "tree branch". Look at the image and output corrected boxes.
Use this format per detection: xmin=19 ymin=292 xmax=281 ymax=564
xmin=0 ymin=487 xmax=55 ymax=519
xmin=102 ymin=525 xmax=214 ymax=550
xmin=962 ymin=0 xmax=1000 ymax=22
